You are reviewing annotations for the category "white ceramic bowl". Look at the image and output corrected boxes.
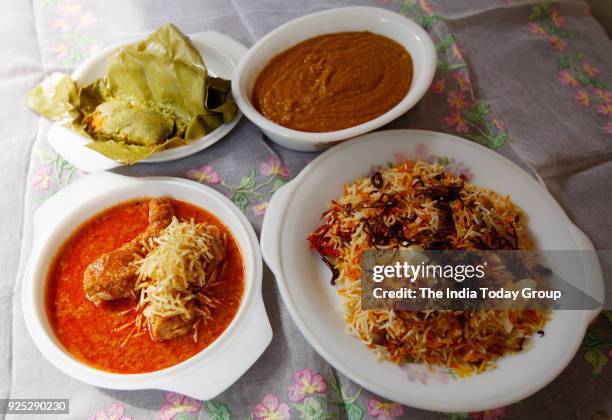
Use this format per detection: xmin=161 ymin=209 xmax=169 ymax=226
xmin=22 ymin=172 xmax=271 ymax=400
xmin=261 ymin=129 xmax=604 ymax=412
xmin=47 ymin=31 xmax=247 ymax=173
xmin=232 ymin=7 xmax=437 ymax=151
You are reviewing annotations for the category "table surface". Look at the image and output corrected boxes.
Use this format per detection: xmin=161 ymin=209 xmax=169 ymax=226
xmin=1 ymin=0 xmax=611 ymax=419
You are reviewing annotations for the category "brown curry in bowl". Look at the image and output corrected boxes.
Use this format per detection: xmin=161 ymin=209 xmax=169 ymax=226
xmin=252 ymin=31 xmax=413 ymax=132
xmin=45 ymin=197 xmax=244 ymax=373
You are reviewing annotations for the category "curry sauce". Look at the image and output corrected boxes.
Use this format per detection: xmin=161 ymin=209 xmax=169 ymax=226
xmin=252 ymin=31 xmax=413 ymax=132
xmin=45 ymin=198 xmax=244 ymax=374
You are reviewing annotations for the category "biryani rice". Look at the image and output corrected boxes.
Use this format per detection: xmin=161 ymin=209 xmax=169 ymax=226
xmin=308 ymin=159 xmax=548 ymax=373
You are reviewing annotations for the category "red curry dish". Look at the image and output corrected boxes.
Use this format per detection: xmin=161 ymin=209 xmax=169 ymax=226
xmin=45 ymin=197 xmax=244 ymax=373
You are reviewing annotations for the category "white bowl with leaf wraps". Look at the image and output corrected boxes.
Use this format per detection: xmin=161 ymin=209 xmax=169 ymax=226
xmin=27 ymin=25 xmax=246 ymax=172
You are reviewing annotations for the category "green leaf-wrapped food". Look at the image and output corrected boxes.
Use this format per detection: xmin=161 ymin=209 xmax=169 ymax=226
xmin=83 ymin=98 xmax=175 ymax=146
xmin=106 ymin=23 xmax=207 ymax=121
xmin=26 ymin=73 xmax=78 ymax=120
xmin=26 ymin=24 xmax=237 ymax=164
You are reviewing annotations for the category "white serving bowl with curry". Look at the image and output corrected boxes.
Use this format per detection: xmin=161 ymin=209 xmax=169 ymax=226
xmin=22 ymin=172 xmax=271 ymax=400
xmin=232 ymin=7 xmax=436 ymax=151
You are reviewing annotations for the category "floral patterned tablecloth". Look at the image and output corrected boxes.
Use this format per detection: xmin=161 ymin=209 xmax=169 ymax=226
xmin=2 ymin=0 xmax=611 ymax=419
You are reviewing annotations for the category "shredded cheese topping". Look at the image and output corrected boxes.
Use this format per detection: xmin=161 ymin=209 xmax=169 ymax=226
xmin=134 ymin=217 xmax=226 ymax=319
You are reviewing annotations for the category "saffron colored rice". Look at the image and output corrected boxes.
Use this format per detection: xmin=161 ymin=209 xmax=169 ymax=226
xmin=308 ymin=160 xmax=548 ymax=373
